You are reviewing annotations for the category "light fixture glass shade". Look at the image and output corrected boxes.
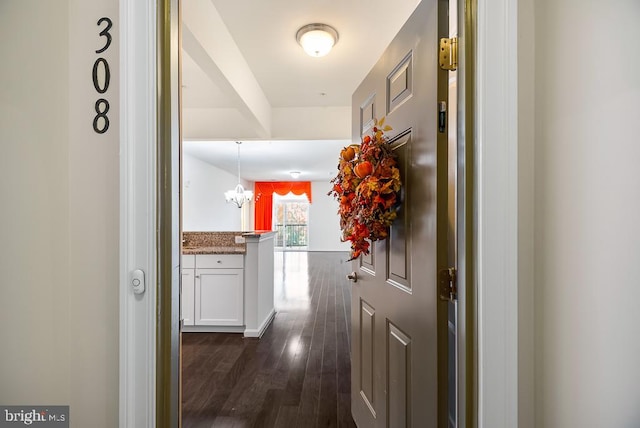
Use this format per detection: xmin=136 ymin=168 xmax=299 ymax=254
xmin=289 ymin=171 xmax=301 ymax=179
xmin=296 ymin=24 xmax=339 ymax=57
xmin=225 ymin=183 xmax=253 ymax=208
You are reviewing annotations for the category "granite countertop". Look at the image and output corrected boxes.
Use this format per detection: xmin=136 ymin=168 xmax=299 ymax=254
xmin=182 ymin=231 xmax=247 ymax=255
xmin=242 ymin=230 xmax=277 ymax=238
xmin=182 ymin=245 xmax=246 ymax=255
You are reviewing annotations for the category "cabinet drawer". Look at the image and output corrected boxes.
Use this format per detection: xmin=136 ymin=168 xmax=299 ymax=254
xmin=196 ymin=254 xmax=243 ymax=269
xmin=182 ymin=254 xmax=195 ymax=269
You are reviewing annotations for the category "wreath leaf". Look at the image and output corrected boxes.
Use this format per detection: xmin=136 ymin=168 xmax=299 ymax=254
xmin=328 ymin=119 xmax=402 ymax=260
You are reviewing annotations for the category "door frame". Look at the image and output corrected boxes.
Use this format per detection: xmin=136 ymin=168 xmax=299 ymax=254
xmin=475 ymin=0 xmax=520 ymax=426
xmin=273 ymin=195 xmax=310 ymax=251
xmin=118 ymin=0 xmax=524 ymax=426
xmin=118 ymin=0 xmax=159 ymax=427
xmin=119 ymin=0 xmax=181 ymax=426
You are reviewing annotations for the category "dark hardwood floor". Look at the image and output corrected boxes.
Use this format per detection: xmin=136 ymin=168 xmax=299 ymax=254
xmin=182 ymin=251 xmax=357 ymax=428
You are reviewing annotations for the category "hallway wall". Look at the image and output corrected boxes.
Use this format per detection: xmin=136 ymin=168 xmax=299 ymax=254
xmin=308 ymin=181 xmax=351 ymax=251
xmin=0 ymin=1 xmax=119 ymax=426
xmin=182 ymin=153 xmax=254 ymax=231
xmin=533 ymin=1 xmax=640 ymax=426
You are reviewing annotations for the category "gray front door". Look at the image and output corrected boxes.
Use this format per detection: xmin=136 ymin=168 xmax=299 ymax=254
xmin=350 ymin=1 xmax=452 ymax=426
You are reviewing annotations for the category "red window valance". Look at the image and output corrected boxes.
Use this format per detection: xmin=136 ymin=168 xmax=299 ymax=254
xmin=254 ymin=181 xmax=312 ymax=231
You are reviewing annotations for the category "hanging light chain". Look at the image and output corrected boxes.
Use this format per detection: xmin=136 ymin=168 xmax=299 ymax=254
xmin=236 ymin=141 xmax=242 ymax=183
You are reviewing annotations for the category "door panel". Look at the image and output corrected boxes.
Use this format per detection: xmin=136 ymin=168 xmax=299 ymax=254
xmin=387 ymin=133 xmax=411 ymax=291
xmin=387 ymin=52 xmax=413 ymax=115
xmin=360 ymin=94 xmax=377 ymax=135
xmin=350 ymin=0 xmax=450 ymax=427
xmin=360 ymin=242 xmax=376 ymax=274
xmin=387 ymin=322 xmax=411 ymax=427
xmin=359 ymin=300 xmax=376 ymax=417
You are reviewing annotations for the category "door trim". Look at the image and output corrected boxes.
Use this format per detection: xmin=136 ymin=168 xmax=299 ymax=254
xmin=119 ymin=0 xmax=158 ymax=426
xmin=476 ymin=0 xmax=520 ymax=426
xmin=458 ymin=0 xmax=477 ymax=426
xmin=156 ymin=0 xmax=182 ymax=426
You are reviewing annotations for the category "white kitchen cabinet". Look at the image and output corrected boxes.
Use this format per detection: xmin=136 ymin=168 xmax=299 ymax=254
xmin=181 ymin=268 xmax=195 ymax=326
xmin=195 ymin=268 xmax=243 ymax=326
xmin=181 ymin=255 xmax=196 ymax=326
xmin=182 ymin=254 xmax=244 ymax=330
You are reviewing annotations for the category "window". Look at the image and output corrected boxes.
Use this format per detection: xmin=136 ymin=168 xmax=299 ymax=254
xmin=273 ymin=193 xmax=309 ymax=250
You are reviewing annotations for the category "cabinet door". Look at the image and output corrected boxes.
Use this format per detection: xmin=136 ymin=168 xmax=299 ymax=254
xmin=195 ymin=268 xmax=244 ymax=326
xmin=181 ymin=268 xmax=195 ymax=326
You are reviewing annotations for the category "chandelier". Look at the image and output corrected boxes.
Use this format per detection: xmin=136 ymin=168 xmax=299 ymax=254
xmin=224 ymin=141 xmax=253 ymax=208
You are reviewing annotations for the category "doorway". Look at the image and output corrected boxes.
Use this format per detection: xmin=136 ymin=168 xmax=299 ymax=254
xmin=163 ymin=1 xmax=473 ymax=427
xmin=273 ymin=194 xmax=310 ymax=252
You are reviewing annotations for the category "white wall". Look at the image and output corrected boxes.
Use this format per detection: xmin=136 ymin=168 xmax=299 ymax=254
xmin=0 ymin=1 xmax=119 ymax=426
xmin=181 ymin=159 xmax=345 ymax=251
xmin=533 ymin=1 xmax=640 ymax=427
xmin=308 ymin=181 xmax=351 ymax=251
xmin=182 ymin=153 xmax=254 ymax=231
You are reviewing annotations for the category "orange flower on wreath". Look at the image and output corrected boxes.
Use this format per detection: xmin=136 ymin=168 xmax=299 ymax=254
xmin=328 ymin=117 xmax=402 ymax=260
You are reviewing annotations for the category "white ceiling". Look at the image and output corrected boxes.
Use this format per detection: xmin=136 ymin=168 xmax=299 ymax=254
xmin=183 ymin=139 xmax=347 ymax=182
xmin=181 ymin=0 xmax=421 ymax=181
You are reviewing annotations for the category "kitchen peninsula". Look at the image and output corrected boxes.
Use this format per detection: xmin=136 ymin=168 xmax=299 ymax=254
xmin=181 ymin=231 xmax=276 ymax=338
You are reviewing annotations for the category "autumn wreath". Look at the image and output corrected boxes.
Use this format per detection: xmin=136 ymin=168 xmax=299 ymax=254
xmin=328 ymin=118 xmax=402 ymax=260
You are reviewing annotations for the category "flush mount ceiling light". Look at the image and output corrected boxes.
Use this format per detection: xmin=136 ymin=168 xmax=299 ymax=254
xmin=289 ymin=171 xmax=301 ymax=179
xmin=224 ymin=141 xmax=254 ymax=208
xmin=296 ymin=23 xmax=339 ymax=57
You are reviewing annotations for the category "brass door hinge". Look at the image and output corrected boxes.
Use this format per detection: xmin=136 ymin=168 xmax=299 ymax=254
xmin=439 ymin=37 xmax=458 ymax=71
xmin=439 ymin=267 xmax=458 ymax=302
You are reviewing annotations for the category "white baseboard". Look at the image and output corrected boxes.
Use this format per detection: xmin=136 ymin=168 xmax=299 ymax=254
xmin=182 ymin=325 xmax=244 ymax=334
xmin=244 ymin=309 xmax=276 ymax=338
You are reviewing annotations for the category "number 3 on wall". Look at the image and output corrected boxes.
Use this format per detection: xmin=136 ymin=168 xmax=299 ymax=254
xmin=96 ymin=17 xmax=112 ymax=54
xmin=93 ymin=17 xmax=112 ymax=134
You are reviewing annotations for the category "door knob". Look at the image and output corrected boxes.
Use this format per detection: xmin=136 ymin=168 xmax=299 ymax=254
xmin=346 ymin=272 xmax=358 ymax=283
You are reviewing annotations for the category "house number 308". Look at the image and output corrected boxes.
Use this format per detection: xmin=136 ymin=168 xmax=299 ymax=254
xmin=93 ymin=17 xmax=112 ymax=134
